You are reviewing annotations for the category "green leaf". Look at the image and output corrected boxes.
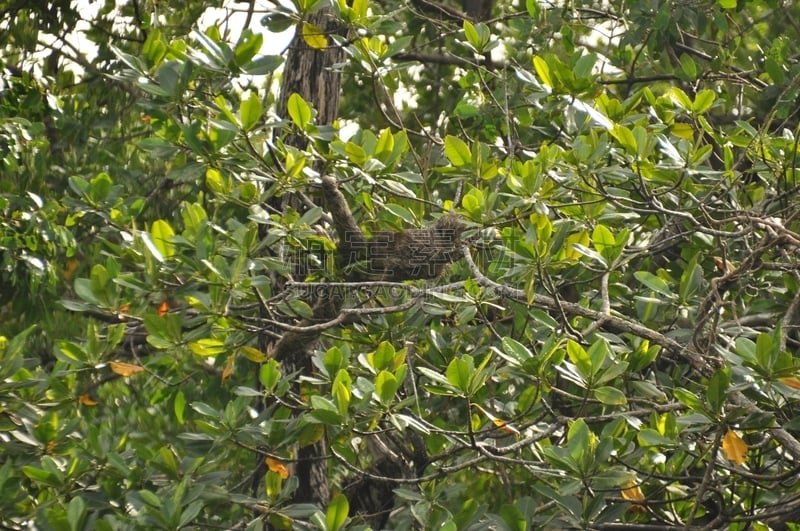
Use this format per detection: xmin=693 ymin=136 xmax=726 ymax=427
xmin=611 ymin=124 xmax=637 ymax=154
xmin=345 ymin=141 xmax=368 ymax=165
xmin=150 ymin=219 xmax=176 ymax=259
xmin=310 ymin=395 xmax=342 ymax=425
xmin=190 ymin=401 xmax=220 ymax=418
xmin=178 ymin=500 xmax=204 ymax=528
xmin=637 ymin=428 xmax=678 ymax=447
xmin=287 ymin=92 xmax=312 ymax=130
xmin=499 ymin=503 xmax=526 ymax=531
xmin=375 ymin=370 xmax=398 ymax=406
xmin=263 ymin=13 xmax=295 ymax=33
xmin=368 ymin=341 xmax=396 ymax=371
xmin=446 ymin=356 xmax=474 ymax=394
xmin=669 ymin=87 xmax=693 ymax=110
xmin=332 ymin=369 xmax=352 ymax=416
xmin=717 ymin=0 xmax=736 ymax=8
xmin=444 ymin=135 xmax=471 ymax=166
xmin=706 ymin=367 xmax=730 ymax=414
xmin=89 ymin=172 xmax=113 ymax=202
xmin=244 ymin=54 xmax=283 ymax=75
xmin=240 ymin=346 xmax=270 ymax=363
xmin=755 ymin=331 xmax=776 ymax=371
xmin=239 ymin=92 xmax=263 ymax=131
xmin=189 ymin=338 xmax=227 ymax=357
xmin=73 ymin=278 xmax=101 ymax=305
xmin=765 ymin=56 xmax=785 ymax=84
xmin=234 ymin=31 xmax=263 ymax=67
xmin=674 ymin=388 xmax=706 ymax=413
xmin=734 ymin=337 xmax=757 ymax=364
xmin=351 ymin=0 xmax=368 ymax=20
xmin=55 ymin=340 xmax=89 ymax=366
xmin=634 ymin=271 xmax=673 ymax=298
xmin=205 ymin=167 xmax=227 ymax=194
xmin=323 ymin=346 xmax=346 ymax=377
xmin=260 ymin=360 xmax=282 ymax=391
xmin=326 ymin=493 xmax=349 ymax=531
xmin=692 ymin=89 xmax=716 ymax=114
xmin=533 ymin=55 xmax=553 ymax=88
xmin=592 ymin=224 xmax=617 ymax=262
xmin=463 ymin=21 xmax=490 ymax=52
xmin=679 ymin=53 xmax=698 ymax=80
xmin=594 ymin=386 xmax=627 ymax=405
xmin=67 ymin=495 xmax=87 ymax=531
xmin=461 ymin=187 xmax=485 ymax=218
xmin=265 ymin=469 xmax=282 ymax=499
xmin=566 ymin=340 xmax=592 ymax=380
xmin=174 ymin=390 xmax=186 ymax=424
xmin=567 ymin=418 xmax=590 ymax=464
xmin=375 ymin=127 xmax=394 ymax=158
xmin=499 ymin=336 xmax=534 ymax=366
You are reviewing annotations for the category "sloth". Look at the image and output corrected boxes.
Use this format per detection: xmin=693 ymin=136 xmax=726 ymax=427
xmin=321 ymin=176 xmax=466 ymax=282
xmin=364 ymin=214 xmax=465 ymax=281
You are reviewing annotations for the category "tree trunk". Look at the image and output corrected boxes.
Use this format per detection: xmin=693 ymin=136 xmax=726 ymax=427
xmin=259 ymin=7 xmax=346 ymax=508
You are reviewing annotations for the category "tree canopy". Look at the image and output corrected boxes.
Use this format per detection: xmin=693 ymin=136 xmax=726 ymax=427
xmin=3 ymin=0 xmax=800 ymax=529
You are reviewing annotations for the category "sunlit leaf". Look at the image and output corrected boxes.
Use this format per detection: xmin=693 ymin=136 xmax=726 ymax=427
xmin=533 ymin=55 xmax=553 ymax=88
xmin=302 ymin=23 xmax=328 ymax=49
xmin=287 ymin=92 xmax=312 ymax=130
xmin=189 ymin=338 xmax=227 ymax=357
xmin=150 ymin=219 xmax=176 ymax=259
xmin=444 ymin=135 xmax=471 ymax=167
xmin=446 ymin=356 xmax=473 ymax=394
xmin=326 ymin=493 xmax=349 ymax=531
xmin=239 ymin=91 xmax=263 ymax=131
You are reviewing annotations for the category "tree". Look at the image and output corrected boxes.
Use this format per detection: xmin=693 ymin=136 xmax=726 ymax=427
xmin=3 ymin=0 xmax=800 ymax=529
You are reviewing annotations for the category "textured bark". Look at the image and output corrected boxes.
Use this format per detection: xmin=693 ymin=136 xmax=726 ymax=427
xmin=277 ymin=9 xmax=345 ymax=148
xmin=261 ymin=7 xmax=347 ymax=509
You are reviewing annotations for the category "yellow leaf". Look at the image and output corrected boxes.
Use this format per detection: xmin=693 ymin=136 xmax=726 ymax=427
xmin=64 ymin=259 xmax=79 ymax=281
xmin=302 ymin=23 xmax=328 ymax=49
xmin=222 ymin=354 xmax=235 ymax=381
xmin=472 ymin=403 xmax=520 ymax=435
xmin=266 ymin=457 xmax=289 ymax=479
xmin=621 ymin=480 xmax=645 ymax=502
xmin=78 ymin=394 xmax=98 ymax=406
xmin=721 ymin=429 xmax=747 ymax=465
xmin=492 ymin=417 xmax=521 ymax=435
xmin=239 ymin=346 xmax=270 ymax=363
xmin=778 ymin=376 xmax=800 ymax=390
xmin=109 ymin=361 xmax=145 ymax=377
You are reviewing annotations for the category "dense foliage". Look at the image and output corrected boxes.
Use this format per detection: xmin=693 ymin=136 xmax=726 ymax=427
xmin=3 ymin=0 xmax=800 ymax=529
